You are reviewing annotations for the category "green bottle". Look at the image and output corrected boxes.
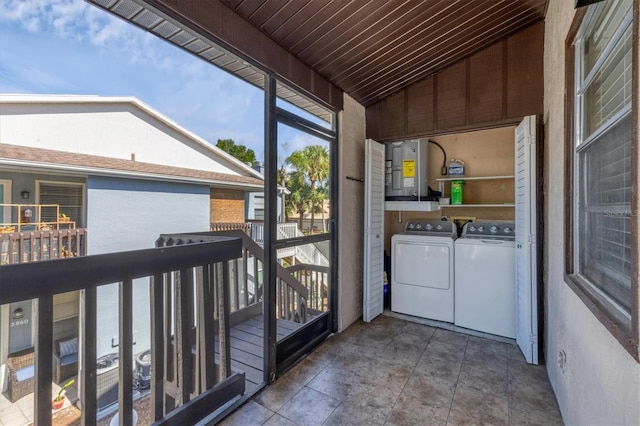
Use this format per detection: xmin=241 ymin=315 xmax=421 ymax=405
xmin=451 ymin=180 xmax=464 ymax=205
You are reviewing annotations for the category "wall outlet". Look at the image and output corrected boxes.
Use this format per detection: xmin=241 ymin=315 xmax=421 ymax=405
xmin=450 ymin=216 xmax=476 ymax=231
xmin=450 ymin=216 xmax=476 ymax=223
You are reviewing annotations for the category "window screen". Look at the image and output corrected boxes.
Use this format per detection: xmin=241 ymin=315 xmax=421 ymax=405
xmin=574 ymin=0 xmax=633 ymax=321
xmin=578 ymin=115 xmax=632 ymax=313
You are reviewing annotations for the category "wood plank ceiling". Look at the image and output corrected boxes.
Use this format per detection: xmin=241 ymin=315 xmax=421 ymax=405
xmin=220 ymin=0 xmax=547 ymax=107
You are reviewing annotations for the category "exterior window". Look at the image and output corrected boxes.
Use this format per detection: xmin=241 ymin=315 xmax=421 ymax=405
xmin=38 ymin=181 xmax=84 ymax=226
xmin=249 ymin=194 xmax=265 ymax=221
xmin=571 ymin=1 xmax=634 ymax=330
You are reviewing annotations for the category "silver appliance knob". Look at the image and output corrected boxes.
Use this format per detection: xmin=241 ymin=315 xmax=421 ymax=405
xmin=478 ymin=226 xmax=485 ymax=232
xmin=416 ymin=224 xmax=423 ymax=230
xmin=469 ymin=226 xmax=476 ymax=232
xmin=424 ymin=224 xmax=431 ymax=230
xmin=436 ymin=224 xmax=443 ymax=230
xmin=408 ymin=223 xmax=415 ymax=229
xmin=504 ymin=227 xmax=512 ymax=234
xmin=490 ymin=226 xmax=498 ymax=233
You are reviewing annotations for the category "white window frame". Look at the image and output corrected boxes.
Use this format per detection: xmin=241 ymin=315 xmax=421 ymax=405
xmin=0 ymin=179 xmax=12 ymax=223
xmin=35 ymin=180 xmax=86 ymax=226
xmin=572 ymin=1 xmax=634 ymax=322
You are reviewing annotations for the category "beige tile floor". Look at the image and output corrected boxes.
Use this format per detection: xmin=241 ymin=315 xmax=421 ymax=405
xmin=222 ymin=316 xmax=563 ymax=426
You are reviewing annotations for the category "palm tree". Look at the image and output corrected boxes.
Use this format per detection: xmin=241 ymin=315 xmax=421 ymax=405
xmin=317 ymin=183 xmax=329 ymax=232
xmin=286 ymin=145 xmax=329 ymax=233
xmin=285 ymin=170 xmax=312 ymax=229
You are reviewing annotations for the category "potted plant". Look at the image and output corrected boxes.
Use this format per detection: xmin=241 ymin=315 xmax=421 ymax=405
xmin=52 ymin=378 xmax=74 ymax=410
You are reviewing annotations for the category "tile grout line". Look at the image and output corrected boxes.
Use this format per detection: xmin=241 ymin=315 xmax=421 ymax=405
xmin=259 ymin=405 xmax=277 ymax=426
xmin=257 ymin=346 xmax=335 ymax=421
xmin=383 ymin=323 xmax=436 ymax=426
xmin=506 ymin=348 xmax=512 ymax=426
xmin=444 ymin=334 xmax=470 ymax=426
xmin=366 ymin=319 xmax=407 ymax=426
xmin=321 ymin=321 xmax=393 ymax=425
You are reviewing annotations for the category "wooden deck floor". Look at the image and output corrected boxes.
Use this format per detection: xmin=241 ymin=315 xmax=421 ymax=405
xmin=218 ymin=315 xmax=304 ymax=393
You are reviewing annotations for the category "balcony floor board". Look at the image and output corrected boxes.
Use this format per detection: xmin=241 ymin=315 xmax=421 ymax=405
xmin=216 ymin=314 xmax=305 ymax=392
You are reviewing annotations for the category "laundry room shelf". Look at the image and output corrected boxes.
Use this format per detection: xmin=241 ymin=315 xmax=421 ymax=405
xmin=436 ymin=175 xmax=515 ymax=207
xmin=436 ymin=175 xmax=514 ymax=195
xmin=385 ymin=201 xmax=440 ymax=212
xmin=440 ymin=203 xmax=515 ymax=208
xmin=435 ymin=175 xmax=515 ymax=181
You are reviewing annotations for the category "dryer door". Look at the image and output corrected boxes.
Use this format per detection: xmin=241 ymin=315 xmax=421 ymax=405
xmin=394 ymin=241 xmax=451 ymax=289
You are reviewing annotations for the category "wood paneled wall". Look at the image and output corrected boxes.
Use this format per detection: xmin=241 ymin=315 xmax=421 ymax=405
xmin=366 ymin=22 xmax=544 ymax=141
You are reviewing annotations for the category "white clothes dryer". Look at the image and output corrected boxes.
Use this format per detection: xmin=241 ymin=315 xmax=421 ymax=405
xmin=454 ymin=222 xmax=516 ymax=338
xmin=391 ymin=220 xmax=457 ymax=322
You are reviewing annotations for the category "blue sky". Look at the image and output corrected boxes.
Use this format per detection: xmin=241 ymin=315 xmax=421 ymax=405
xmin=0 ymin=0 xmax=328 ymax=164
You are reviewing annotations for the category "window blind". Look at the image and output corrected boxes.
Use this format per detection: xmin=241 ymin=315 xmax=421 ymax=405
xmin=38 ymin=182 xmax=84 ymax=225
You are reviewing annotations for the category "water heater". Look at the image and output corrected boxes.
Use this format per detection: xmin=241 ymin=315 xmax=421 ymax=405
xmin=385 ymin=138 xmax=429 ymax=201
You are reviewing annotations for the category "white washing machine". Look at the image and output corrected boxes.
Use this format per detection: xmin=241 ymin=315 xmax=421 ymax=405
xmin=454 ymin=222 xmax=516 ymax=338
xmin=391 ymin=220 xmax=457 ymax=322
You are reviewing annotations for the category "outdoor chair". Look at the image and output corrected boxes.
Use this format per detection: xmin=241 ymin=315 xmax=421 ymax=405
xmin=6 ymin=347 xmax=35 ymax=402
xmin=53 ymin=336 xmax=78 ymax=383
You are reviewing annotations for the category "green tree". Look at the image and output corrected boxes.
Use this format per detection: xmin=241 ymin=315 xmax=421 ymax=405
xmin=285 ymin=145 xmax=329 ymax=233
xmin=216 ymin=139 xmax=256 ymax=164
xmin=285 ymin=170 xmax=312 ymax=229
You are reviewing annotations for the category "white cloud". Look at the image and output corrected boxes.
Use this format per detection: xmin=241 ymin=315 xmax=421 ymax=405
xmin=278 ymin=132 xmax=330 ymax=170
xmin=0 ymin=0 xmax=268 ymax=162
xmin=1 ymin=0 xmax=86 ymax=35
xmin=0 ymin=0 xmax=178 ymax=71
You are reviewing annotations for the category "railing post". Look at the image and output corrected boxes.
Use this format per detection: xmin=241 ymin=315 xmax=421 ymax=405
xmin=199 ymin=264 xmax=216 ymax=390
xmin=81 ymin=287 xmax=97 ymax=425
xmin=217 ymin=262 xmax=232 ymax=379
xmin=175 ymin=269 xmax=193 ymax=405
xmin=150 ymin=273 xmax=165 ymax=421
xmin=118 ymin=279 xmax=134 ymax=426
xmin=35 ymin=293 xmax=53 ymax=426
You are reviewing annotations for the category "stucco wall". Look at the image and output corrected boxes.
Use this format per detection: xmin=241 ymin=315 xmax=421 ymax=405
xmin=86 ymin=176 xmax=210 ymax=357
xmin=338 ymin=94 xmax=366 ymax=331
xmin=543 ymin=1 xmax=640 ymax=424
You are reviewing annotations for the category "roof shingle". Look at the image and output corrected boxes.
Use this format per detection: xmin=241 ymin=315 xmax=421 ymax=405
xmin=0 ymin=144 xmax=264 ymax=188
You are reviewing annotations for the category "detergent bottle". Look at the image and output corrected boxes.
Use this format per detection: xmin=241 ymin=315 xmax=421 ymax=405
xmin=448 ymin=159 xmax=465 ymax=176
xmin=451 ymin=180 xmax=464 ymax=205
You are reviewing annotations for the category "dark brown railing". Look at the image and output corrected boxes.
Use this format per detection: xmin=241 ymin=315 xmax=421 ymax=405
xmin=0 ymin=236 xmax=244 ymax=426
xmin=0 ymin=229 xmax=87 ymax=265
xmin=210 ymin=222 xmax=252 ymax=235
xmin=157 ymin=230 xmax=309 ymax=324
xmin=287 ymin=264 xmax=330 ymax=313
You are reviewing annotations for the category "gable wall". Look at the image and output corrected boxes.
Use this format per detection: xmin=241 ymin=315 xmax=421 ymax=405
xmin=366 ymin=22 xmax=544 ymax=141
xmin=0 ymin=101 xmax=247 ymax=176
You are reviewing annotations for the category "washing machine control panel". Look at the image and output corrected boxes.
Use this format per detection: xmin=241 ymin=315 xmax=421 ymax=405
xmin=461 ymin=222 xmax=516 ymax=240
xmin=403 ymin=220 xmax=456 ymax=236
